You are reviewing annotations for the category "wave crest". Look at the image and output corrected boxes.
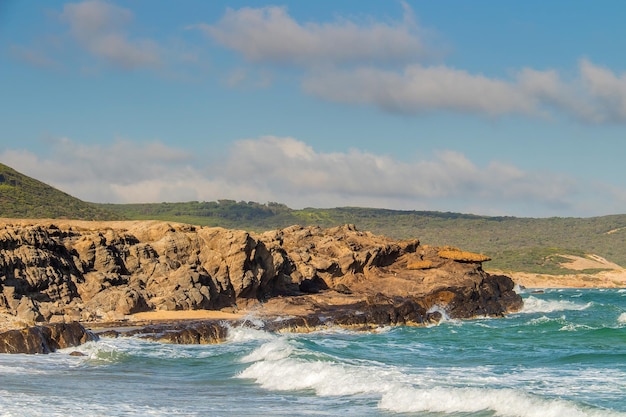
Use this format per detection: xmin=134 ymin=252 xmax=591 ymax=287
xmin=521 ymin=296 xmax=592 ymax=314
xmin=237 ymin=336 xmax=624 ymax=417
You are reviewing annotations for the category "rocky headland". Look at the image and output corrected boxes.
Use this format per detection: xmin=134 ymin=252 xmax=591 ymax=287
xmin=0 ymin=219 xmax=522 ymax=353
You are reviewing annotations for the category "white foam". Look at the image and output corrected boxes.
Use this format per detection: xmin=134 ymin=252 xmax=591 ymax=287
xmin=559 ymin=323 xmax=593 ymax=332
xmin=379 ymin=386 xmax=626 ymax=417
xmin=238 ymin=354 xmax=404 ymax=397
xmin=618 ymin=312 xmax=626 ymax=324
xmin=0 ymin=390 xmax=197 ymax=417
xmin=226 ymin=325 xmax=276 ymax=343
xmin=528 ymin=315 xmax=562 ymax=325
xmin=239 ymin=338 xmax=294 ymax=363
xmin=521 ymin=296 xmax=592 ymax=314
xmin=237 ymin=337 xmax=407 ymax=396
xmin=426 ymin=304 xmax=452 ymax=321
xmin=57 ymin=336 xmax=213 ymax=363
xmin=237 ymin=337 xmax=626 ymax=417
xmin=0 ymin=363 xmax=48 ymax=375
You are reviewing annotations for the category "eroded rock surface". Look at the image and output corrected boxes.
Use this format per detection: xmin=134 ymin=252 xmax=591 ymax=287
xmin=0 ymin=321 xmax=97 ymax=354
xmin=1 ymin=219 xmax=522 ymax=351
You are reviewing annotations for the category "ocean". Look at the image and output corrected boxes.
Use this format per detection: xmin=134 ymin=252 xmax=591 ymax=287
xmin=1 ymin=288 xmax=625 ymax=417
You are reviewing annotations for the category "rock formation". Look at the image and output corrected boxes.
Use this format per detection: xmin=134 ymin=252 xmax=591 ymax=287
xmin=0 ymin=321 xmax=97 ymax=354
xmin=0 ymin=219 xmax=523 ymax=351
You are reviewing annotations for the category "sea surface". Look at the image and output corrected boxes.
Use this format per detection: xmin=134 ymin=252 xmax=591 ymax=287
xmin=1 ymin=288 xmax=626 ymax=417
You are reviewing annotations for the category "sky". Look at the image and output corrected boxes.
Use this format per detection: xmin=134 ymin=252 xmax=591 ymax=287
xmin=1 ymin=1 xmax=626 ymax=218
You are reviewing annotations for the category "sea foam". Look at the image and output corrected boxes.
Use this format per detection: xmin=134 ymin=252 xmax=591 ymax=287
xmin=237 ymin=336 xmax=626 ymax=417
xmin=379 ymin=386 xmax=626 ymax=417
xmin=521 ymin=296 xmax=592 ymax=314
xmin=0 ymin=390 xmax=196 ymax=417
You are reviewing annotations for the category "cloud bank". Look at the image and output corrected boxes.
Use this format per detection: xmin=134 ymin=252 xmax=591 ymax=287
xmin=302 ymin=60 xmax=626 ymax=122
xmin=2 ymin=136 xmax=618 ymax=217
xmin=197 ymin=4 xmax=626 ymax=123
xmin=12 ymin=1 xmax=626 ymax=123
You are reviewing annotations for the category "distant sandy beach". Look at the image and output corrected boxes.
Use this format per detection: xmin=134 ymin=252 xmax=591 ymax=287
xmin=491 ymin=269 xmax=626 ymax=289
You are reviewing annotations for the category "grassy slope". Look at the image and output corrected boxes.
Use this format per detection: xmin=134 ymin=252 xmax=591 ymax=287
xmin=101 ymin=201 xmax=626 ymax=273
xmin=0 ymin=163 xmax=117 ymax=220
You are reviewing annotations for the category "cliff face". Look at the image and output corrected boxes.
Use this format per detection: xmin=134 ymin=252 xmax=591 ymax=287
xmin=0 ymin=219 xmax=522 ymax=326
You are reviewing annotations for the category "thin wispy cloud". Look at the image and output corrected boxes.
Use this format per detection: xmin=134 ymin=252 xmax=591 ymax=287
xmin=60 ymin=0 xmax=161 ymax=69
xmin=11 ymin=0 xmax=206 ymax=76
xmin=9 ymin=44 xmax=60 ymax=69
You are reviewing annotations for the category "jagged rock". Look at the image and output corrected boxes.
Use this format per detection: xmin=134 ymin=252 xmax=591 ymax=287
xmin=0 ymin=219 xmax=522 ymax=337
xmin=15 ymin=296 xmax=44 ymax=323
xmin=334 ymin=283 xmax=352 ymax=294
xmin=123 ymin=321 xmax=228 ymax=344
xmin=0 ymin=322 xmax=97 ymax=354
xmin=85 ymin=287 xmax=150 ymax=317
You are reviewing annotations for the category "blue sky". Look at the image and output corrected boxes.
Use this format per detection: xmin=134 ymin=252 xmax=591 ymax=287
xmin=1 ymin=1 xmax=626 ymax=217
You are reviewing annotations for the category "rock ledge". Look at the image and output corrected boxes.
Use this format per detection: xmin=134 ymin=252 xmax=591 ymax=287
xmin=0 ymin=219 xmax=522 ymax=352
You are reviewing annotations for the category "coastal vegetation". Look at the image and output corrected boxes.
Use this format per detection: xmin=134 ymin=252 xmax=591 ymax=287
xmin=2 ymin=163 xmax=625 ymax=274
xmin=101 ymin=201 xmax=626 ymax=273
xmin=0 ymin=163 xmax=117 ymax=220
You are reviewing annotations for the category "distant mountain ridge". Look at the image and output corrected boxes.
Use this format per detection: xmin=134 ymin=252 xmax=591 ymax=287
xmin=1 ymin=163 xmax=625 ymax=272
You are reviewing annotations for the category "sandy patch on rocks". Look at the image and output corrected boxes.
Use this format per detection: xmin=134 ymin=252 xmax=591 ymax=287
xmin=129 ymin=310 xmax=245 ymax=322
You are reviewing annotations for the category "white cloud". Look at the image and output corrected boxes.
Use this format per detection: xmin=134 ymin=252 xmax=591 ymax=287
xmin=1 ymin=138 xmax=196 ymax=202
xmin=301 ymin=60 xmax=626 ymax=122
xmin=192 ymin=3 xmax=424 ymax=67
xmin=60 ymin=0 xmax=160 ymax=69
xmin=303 ymin=65 xmax=539 ymax=116
xmin=221 ymin=136 xmax=576 ymax=210
xmin=196 ymin=5 xmax=626 ymax=124
xmin=578 ymin=58 xmax=626 ymax=122
xmin=0 ymin=135 xmax=599 ymax=216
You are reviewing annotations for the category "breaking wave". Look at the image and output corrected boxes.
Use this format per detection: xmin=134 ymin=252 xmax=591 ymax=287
xmin=521 ymin=296 xmax=592 ymax=314
xmin=237 ymin=333 xmax=624 ymax=416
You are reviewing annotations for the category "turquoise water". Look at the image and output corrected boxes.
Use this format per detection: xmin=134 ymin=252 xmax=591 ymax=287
xmin=1 ymin=289 xmax=625 ymax=416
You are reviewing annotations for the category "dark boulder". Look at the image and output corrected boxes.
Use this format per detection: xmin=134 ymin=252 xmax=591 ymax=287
xmin=0 ymin=322 xmax=98 ymax=354
xmin=123 ymin=321 xmax=228 ymax=344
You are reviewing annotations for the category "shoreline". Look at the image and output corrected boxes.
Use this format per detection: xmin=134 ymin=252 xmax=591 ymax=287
xmin=3 ymin=276 xmax=623 ymax=334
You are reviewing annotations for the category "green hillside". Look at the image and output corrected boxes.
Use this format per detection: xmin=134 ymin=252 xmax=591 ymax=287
xmin=1 ymin=163 xmax=625 ymax=274
xmin=101 ymin=200 xmax=626 ymax=273
xmin=0 ymin=163 xmax=117 ymax=220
